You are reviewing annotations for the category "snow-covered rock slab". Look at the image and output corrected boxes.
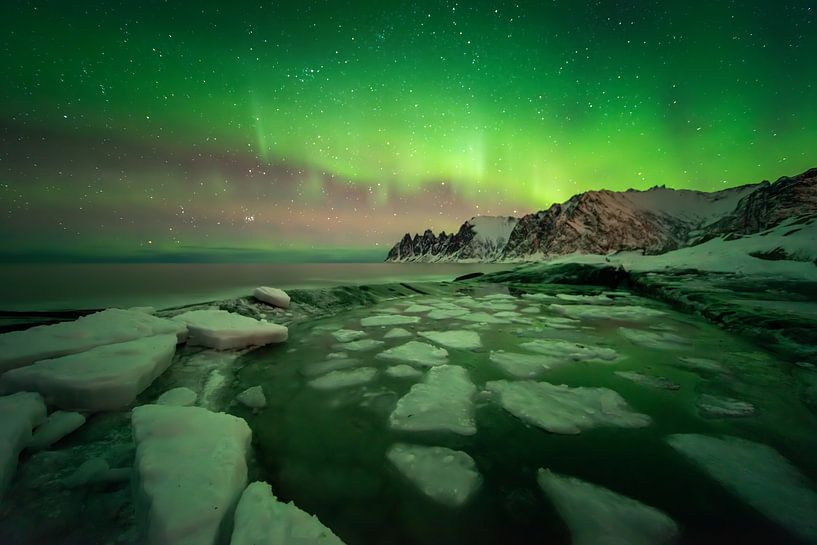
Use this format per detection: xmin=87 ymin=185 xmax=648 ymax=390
xmin=384 ymin=365 xmax=423 ymax=379
xmin=520 ymin=339 xmax=618 ymax=362
xmin=619 ymin=328 xmax=692 ymax=351
xmin=375 ymin=341 xmax=448 ymax=367
xmin=0 ymin=308 xmax=185 ymax=373
xmin=174 ymin=310 xmax=287 ymax=350
xmin=537 ymin=468 xmax=678 ymax=545
xmin=418 ymin=330 xmax=481 ymax=350
xmin=333 ymin=339 xmax=384 ymax=352
xmin=667 ymin=434 xmax=817 ymax=544
xmin=231 ymin=481 xmax=346 ymax=545
xmin=384 ymin=327 xmax=412 ymax=339
xmin=253 ymin=286 xmax=291 ymax=309
xmin=697 ymin=394 xmax=755 ymax=418
xmin=615 ymin=371 xmax=680 ymax=390
xmin=156 ymin=387 xmax=197 ymax=407
xmin=387 ymin=443 xmax=481 ymax=507
xmin=489 ymin=351 xmax=559 ymax=378
xmin=237 ymin=386 xmax=267 ymax=409
xmin=0 ymin=392 xmax=46 ymax=498
xmin=486 ymin=380 xmax=650 ymax=434
xmin=389 ymin=365 xmax=476 ymax=435
xmin=132 ymin=404 xmax=252 ymax=545
xmin=0 ymin=334 xmax=177 ymax=412
xmin=331 ymin=329 xmax=366 ymax=343
xmin=361 ymin=315 xmax=420 ymax=327
xmin=550 ymin=304 xmax=666 ymax=321
xmin=308 ymin=368 xmax=377 ymax=390
xmin=28 ymin=410 xmax=85 ymax=451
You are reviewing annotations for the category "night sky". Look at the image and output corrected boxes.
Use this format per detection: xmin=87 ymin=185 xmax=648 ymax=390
xmin=1 ymin=1 xmax=815 ymax=261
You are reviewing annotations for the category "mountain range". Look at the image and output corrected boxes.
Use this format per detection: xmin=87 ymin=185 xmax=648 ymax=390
xmin=385 ymin=168 xmax=817 ymax=262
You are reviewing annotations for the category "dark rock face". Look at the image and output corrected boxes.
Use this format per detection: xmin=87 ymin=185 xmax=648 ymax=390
xmin=385 ymin=168 xmax=816 ymax=262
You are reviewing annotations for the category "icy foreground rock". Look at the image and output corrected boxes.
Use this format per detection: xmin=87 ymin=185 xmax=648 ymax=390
xmin=132 ymin=404 xmax=252 ymax=545
xmin=387 ymin=443 xmax=481 ymax=507
xmin=308 ymin=367 xmax=377 ymax=390
xmin=375 ymin=341 xmax=449 ymax=367
xmin=0 ymin=334 xmax=177 ymax=412
xmin=418 ymin=330 xmax=482 ymax=350
xmin=486 ymin=380 xmax=650 ymax=434
xmin=28 ymin=410 xmax=86 ymax=451
xmin=0 ymin=308 xmax=185 ymax=373
xmin=390 ymin=365 xmax=476 ymax=435
xmin=0 ymin=392 xmax=46 ymax=499
xmin=520 ymin=339 xmax=618 ymax=362
xmin=537 ymin=469 xmax=678 ymax=545
xmin=668 ymin=434 xmax=817 ymax=544
xmin=231 ymin=481 xmax=346 ymax=545
xmin=174 ymin=310 xmax=288 ymax=350
xmin=253 ymin=286 xmax=291 ymax=309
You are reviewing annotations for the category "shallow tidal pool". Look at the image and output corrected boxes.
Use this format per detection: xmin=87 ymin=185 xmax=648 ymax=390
xmin=234 ymin=283 xmax=817 ymax=545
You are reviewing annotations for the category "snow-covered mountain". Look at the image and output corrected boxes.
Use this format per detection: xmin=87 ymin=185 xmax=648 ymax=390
xmin=386 ymin=216 xmax=518 ymax=262
xmin=385 ymin=168 xmax=816 ymax=262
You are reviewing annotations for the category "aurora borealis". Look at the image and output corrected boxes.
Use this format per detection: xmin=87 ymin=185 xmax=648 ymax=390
xmin=1 ymin=1 xmax=815 ymax=261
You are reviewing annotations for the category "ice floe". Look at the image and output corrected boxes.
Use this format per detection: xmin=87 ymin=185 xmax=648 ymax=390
xmin=489 ymin=351 xmax=558 ymax=378
xmin=387 ymin=443 xmax=481 ymax=507
xmin=667 ymin=434 xmax=817 ymax=544
xmin=537 ymin=468 xmax=678 ymax=545
xmin=0 ymin=308 xmax=185 ymax=373
xmin=389 ymin=365 xmax=476 ymax=435
xmin=418 ymin=330 xmax=482 ymax=350
xmin=697 ymin=394 xmax=755 ymax=418
xmin=331 ymin=329 xmax=367 ymax=343
xmin=375 ymin=341 xmax=449 ymax=367
xmin=456 ymin=312 xmax=510 ymax=324
xmin=308 ymin=368 xmax=377 ymax=390
xmin=550 ymin=304 xmax=666 ymax=321
xmin=383 ymin=327 xmax=412 ymax=339
xmin=62 ymin=456 xmax=130 ymax=488
xmin=28 ymin=410 xmax=85 ymax=451
xmin=520 ymin=339 xmax=618 ymax=362
xmin=0 ymin=392 xmax=46 ymax=498
xmin=361 ymin=315 xmax=421 ymax=327
xmin=555 ymin=293 xmax=615 ymax=305
xmin=486 ymin=380 xmax=650 ymax=434
xmin=384 ymin=365 xmax=423 ymax=379
xmin=132 ymin=404 xmax=251 ymax=545
xmin=0 ymin=334 xmax=177 ymax=412
xmin=333 ymin=339 xmax=384 ymax=352
xmin=252 ymin=286 xmax=291 ymax=309
xmin=619 ymin=328 xmax=692 ymax=351
xmin=615 ymin=371 xmax=680 ymax=390
xmin=301 ymin=358 xmax=362 ymax=378
xmin=174 ymin=310 xmax=288 ymax=350
xmin=156 ymin=387 xmax=197 ymax=407
xmin=519 ymin=306 xmax=541 ymax=314
xmin=404 ymin=304 xmax=434 ymax=313
xmin=230 ymin=481 xmax=346 ymax=545
xmin=237 ymin=386 xmax=267 ymax=409
xmin=427 ymin=307 xmax=470 ymax=320
xmin=676 ymin=357 xmax=726 ymax=373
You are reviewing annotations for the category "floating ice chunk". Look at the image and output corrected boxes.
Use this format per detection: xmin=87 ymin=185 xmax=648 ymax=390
xmin=0 ymin=308 xmax=185 ymax=373
xmin=0 ymin=392 xmax=46 ymax=497
xmin=486 ymin=380 xmax=650 ymax=434
xmin=326 ymin=352 xmax=347 ymax=360
xmin=28 ymin=410 xmax=85 ymax=451
xmin=551 ymin=304 xmax=666 ymax=321
xmin=361 ymin=315 xmax=420 ymax=327
xmin=677 ymin=357 xmax=726 ymax=373
xmin=387 ymin=443 xmax=481 ymax=507
xmin=481 ymin=293 xmax=516 ymax=301
xmin=427 ymin=308 xmax=470 ymax=320
xmin=482 ymin=302 xmax=517 ymax=312
xmin=132 ymin=404 xmax=251 ymax=545
xmin=520 ymin=339 xmax=618 ymax=362
xmin=520 ymin=306 xmax=541 ymax=314
xmin=615 ymin=371 xmax=680 ymax=390
xmin=0 ymin=334 xmax=177 ymax=412
xmin=489 ymin=351 xmax=559 ymax=378
xmin=384 ymin=328 xmax=412 ymax=339
xmin=697 ymin=394 xmax=755 ymax=418
xmin=333 ymin=339 xmax=384 ymax=352
xmin=331 ymin=329 xmax=367 ymax=343
xmin=404 ymin=304 xmax=433 ymax=313
xmin=308 ymin=368 xmax=377 ymax=390
xmin=389 ymin=365 xmax=476 ymax=435
xmin=522 ymin=293 xmax=559 ymax=302
xmin=667 ymin=434 xmax=817 ymax=544
xmin=456 ymin=312 xmax=510 ymax=324
xmin=62 ymin=457 xmax=129 ymax=488
xmin=375 ymin=341 xmax=449 ymax=367
xmin=237 ymin=386 xmax=267 ymax=409
xmin=555 ymin=293 xmax=614 ymax=305
xmin=174 ymin=310 xmax=288 ymax=350
xmin=418 ymin=330 xmax=481 ymax=350
xmin=231 ymin=481 xmax=346 ymax=545
xmin=537 ymin=468 xmax=678 ymax=545
xmin=156 ymin=387 xmax=197 ymax=407
xmin=301 ymin=358 xmax=361 ymax=378
xmin=385 ymin=365 xmax=423 ymax=379
xmin=253 ymin=286 xmax=291 ymax=309
xmin=619 ymin=328 xmax=692 ymax=351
